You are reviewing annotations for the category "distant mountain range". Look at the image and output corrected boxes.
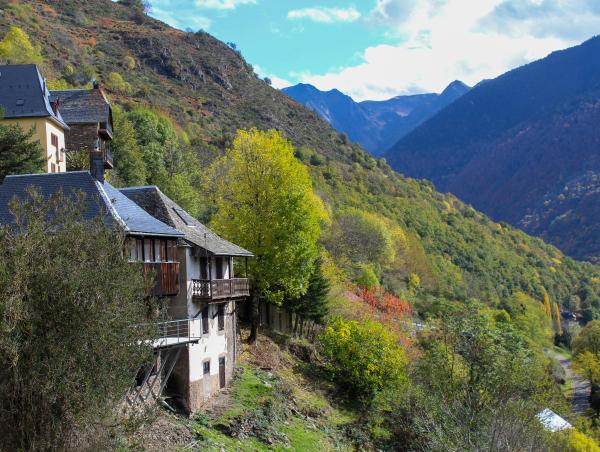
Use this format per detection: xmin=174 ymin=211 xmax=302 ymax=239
xmin=385 ymin=35 xmax=600 ymax=263
xmin=282 ymin=80 xmax=470 ymax=155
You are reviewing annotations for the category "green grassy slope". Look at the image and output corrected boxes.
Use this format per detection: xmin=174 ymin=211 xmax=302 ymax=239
xmin=3 ymin=0 xmax=599 ymax=310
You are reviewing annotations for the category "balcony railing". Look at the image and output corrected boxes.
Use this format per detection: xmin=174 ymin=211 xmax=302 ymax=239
xmin=144 ymin=262 xmax=180 ymax=297
xmin=152 ymin=318 xmax=201 ymax=348
xmin=192 ymin=278 xmax=249 ymax=301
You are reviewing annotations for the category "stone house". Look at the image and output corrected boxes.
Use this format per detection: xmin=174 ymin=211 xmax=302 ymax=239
xmin=0 ymin=64 xmax=69 ymax=173
xmin=120 ymin=186 xmax=253 ymax=412
xmin=50 ymin=83 xmax=114 ymax=170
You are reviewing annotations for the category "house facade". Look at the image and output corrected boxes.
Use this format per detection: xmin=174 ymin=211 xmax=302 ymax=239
xmin=0 ymin=64 xmax=69 ymax=173
xmin=50 ymin=83 xmax=114 ymax=170
xmin=120 ymin=186 xmax=252 ymax=412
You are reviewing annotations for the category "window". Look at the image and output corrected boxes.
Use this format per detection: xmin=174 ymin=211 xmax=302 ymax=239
xmin=202 ymin=306 xmax=209 ymax=334
xmin=167 ymin=240 xmax=177 ymax=262
xmin=143 ymin=239 xmax=153 ymax=262
xmin=218 ymin=304 xmax=225 ymax=331
xmin=203 ymin=361 xmax=210 ymax=375
xmin=50 ymin=133 xmax=58 ymax=149
xmin=216 ymin=257 xmax=224 ymax=279
xmin=199 ymin=257 xmax=209 ymax=279
xmin=154 ymin=239 xmax=167 ymax=262
xmin=173 ymin=207 xmax=196 ymax=226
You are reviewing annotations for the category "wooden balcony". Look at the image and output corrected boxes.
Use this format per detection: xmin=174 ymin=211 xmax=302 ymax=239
xmin=192 ymin=278 xmax=249 ymax=301
xmin=144 ymin=262 xmax=180 ymax=297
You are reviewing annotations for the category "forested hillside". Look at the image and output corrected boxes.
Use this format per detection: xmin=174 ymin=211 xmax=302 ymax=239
xmin=3 ymin=0 xmax=600 ymax=316
xmin=385 ymin=36 xmax=600 ymax=264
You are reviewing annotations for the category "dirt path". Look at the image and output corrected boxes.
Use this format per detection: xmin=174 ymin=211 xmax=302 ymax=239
xmin=552 ymin=352 xmax=590 ymax=415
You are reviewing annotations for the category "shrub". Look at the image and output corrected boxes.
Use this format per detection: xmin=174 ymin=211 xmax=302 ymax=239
xmin=319 ymin=317 xmax=407 ymax=402
xmin=0 ymin=190 xmax=156 ymax=450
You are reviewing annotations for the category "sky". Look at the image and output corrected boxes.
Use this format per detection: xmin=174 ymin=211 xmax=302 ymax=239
xmin=148 ymin=0 xmax=600 ymax=101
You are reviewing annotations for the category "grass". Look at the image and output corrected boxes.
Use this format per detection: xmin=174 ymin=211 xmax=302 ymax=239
xmin=189 ymin=347 xmax=357 ymax=451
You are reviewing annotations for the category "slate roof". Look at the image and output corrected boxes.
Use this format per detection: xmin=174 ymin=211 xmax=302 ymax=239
xmin=120 ymin=186 xmax=253 ymax=257
xmin=0 ymin=172 xmax=183 ymax=238
xmin=0 ymin=64 xmax=69 ymax=129
xmin=50 ymin=88 xmax=111 ymax=124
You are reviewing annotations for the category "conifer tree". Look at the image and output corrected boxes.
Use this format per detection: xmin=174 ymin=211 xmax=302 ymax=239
xmin=0 ymin=124 xmax=44 ymax=182
xmin=543 ymin=293 xmax=552 ymax=318
xmin=289 ymin=258 xmax=330 ymax=335
xmin=552 ymin=302 xmax=562 ymax=335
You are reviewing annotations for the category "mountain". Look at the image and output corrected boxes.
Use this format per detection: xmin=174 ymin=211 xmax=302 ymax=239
xmin=384 ymin=36 xmax=600 ymax=263
xmin=282 ymin=81 xmax=469 ymax=155
xmin=3 ymin=0 xmax=599 ymax=311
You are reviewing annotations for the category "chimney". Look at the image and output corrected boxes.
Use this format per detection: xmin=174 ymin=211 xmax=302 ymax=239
xmin=92 ymin=80 xmax=100 ymax=90
xmin=90 ymin=139 xmax=105 ymax=183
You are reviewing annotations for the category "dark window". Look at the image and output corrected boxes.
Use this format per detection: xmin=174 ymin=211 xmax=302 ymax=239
xmin=203 ymin=361 xmax=210 ymax=375
xmin=218 ymin=304 xmax=225 ymax=331
xmin=199 ymin=256 xmax=208 ymax=279
xmin=216 ymin=257 xmax=224 ymax=279
xmin=202 ymin=306 xmax=209 ymax=334
xmin=51 ymin=133 xmax=58 ymax=149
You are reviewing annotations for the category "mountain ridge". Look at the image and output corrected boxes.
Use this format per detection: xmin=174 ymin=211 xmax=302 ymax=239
xmin=384 ymin=35 xmax=600 ymax=263
xmin=282 ymin=80 xmax=470 ymax=155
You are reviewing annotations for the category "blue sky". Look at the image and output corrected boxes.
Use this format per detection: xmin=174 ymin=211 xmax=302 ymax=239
xmin=149 ymin=0 xmax=600 ymax=100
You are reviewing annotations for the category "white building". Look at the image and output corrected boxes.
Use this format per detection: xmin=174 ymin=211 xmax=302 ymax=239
xmin=121 ymin=186 xmax=252 ymax=412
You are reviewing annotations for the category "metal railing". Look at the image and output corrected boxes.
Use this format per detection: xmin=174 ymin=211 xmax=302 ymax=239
xmin=150 ymin=318 xmax=201 ymax=348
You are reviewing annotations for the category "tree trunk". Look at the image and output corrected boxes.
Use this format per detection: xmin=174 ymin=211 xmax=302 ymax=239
xmin=247 ymin=293 xmax=259 ymax=344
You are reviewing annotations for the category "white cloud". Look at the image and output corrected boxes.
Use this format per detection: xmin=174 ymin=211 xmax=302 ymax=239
xmin=195 ymin=0 xmax=256 ymax=9
xmin=299 ymin=0 xmax=597 ymax=100
xmin=150 ymin=1 xmax=212 ymax=29
xmin=287 ymin=6 xmax=361 ymax=23
xmin=254 ymin=64 xmax=292 ymax=89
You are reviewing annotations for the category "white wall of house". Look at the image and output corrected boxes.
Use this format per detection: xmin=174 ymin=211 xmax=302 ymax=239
xmin=188 ymin=303 xmax=229 ymax=382
xmin=182 ymin=248 xmax=234 ymax=403
xmin=45 ymin=120 xmax=67 ymax=173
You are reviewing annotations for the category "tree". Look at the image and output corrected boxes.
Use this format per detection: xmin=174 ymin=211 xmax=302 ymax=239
xmin=208 ymin=128 xmax=325 ymax=342
xmin=109 ymin=105 xmax=147 ymax=186
xmin=573 ymin=320 xmax=600 ymax=357
xmin=553 ymin=302 xmax=563 ymax=335
xmin=412 ymin=303 xmax=557 ymax=451
xmin=0 ymin=123 xmax=44 ymax=182
xmin=572 ymin=351 xmax=600 ymax=384
xmin=288 ymin=258 xmax=330 ymax=335
xmin=319 ymin=317 xmax=407 ymax=403
xmin=105 ymin=71 xmax=132 ymax=94
xmin=502 ymin=292 xmax=552 ymax=347
xmin=0 ymin=189 xmax=155 ymax=451
xmin=0 ymin=26 xmax=42 ymax=65
xmin=543 ymin=292 xmax=552 ymax=318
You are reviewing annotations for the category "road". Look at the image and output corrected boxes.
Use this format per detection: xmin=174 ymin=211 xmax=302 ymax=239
xmin=556 ymin=353 xmax=590 ymax=414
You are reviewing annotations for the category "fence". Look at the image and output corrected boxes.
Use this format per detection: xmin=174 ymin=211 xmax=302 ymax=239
xmin=259 ymin=303 xmax=321 ymax=341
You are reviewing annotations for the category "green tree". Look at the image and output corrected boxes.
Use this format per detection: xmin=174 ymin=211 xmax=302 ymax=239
xmin=0 ymin=189 xmax=155 ymax=451
xmin=502 ymin=291 xmax=553 ymax=347
xmin=105 ymin=71 xmax=132 ymax=94
xmin=110 ymin=105 xmax=147 ymax=186
xmin=289 ymin=257 xmax=330 ymax=335
xmin=0 ymin=123 xmax=44 ymax=182
xmin=330 ymin=209 xmax=396 ymax=269
xmin=573 ymin=320 xmax=600 ymax=357
xmin=319 ymin=317 xmax=406 ymax=403
xmin=0 ymin=26 xmax=42 ymax=65
xmin=411 ymin=303 xmax=558 ymax=450
xmin=208 ymin=128 xmax=326 ymax=342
